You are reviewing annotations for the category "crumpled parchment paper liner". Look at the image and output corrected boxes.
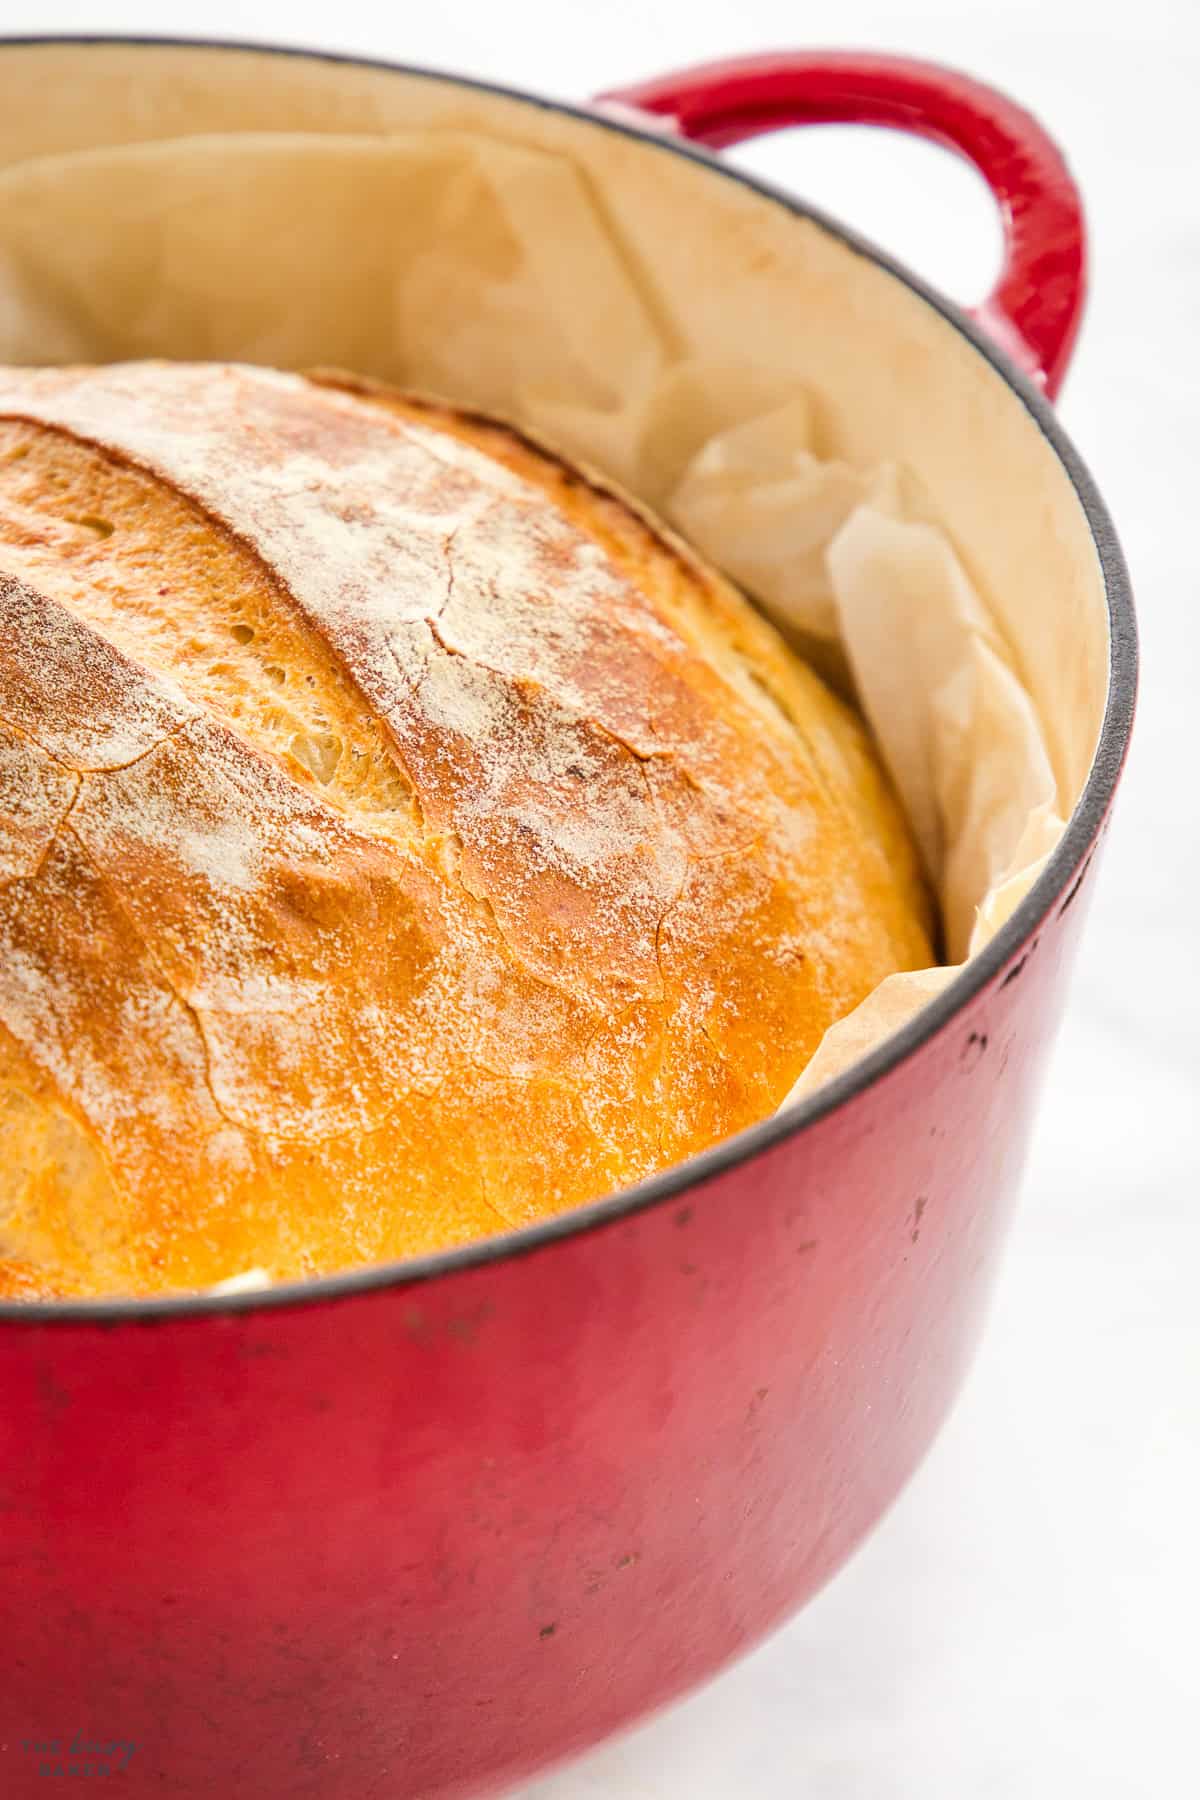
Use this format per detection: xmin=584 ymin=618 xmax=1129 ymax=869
xmin=0 ymin=126 xmax=1071 ymax=1112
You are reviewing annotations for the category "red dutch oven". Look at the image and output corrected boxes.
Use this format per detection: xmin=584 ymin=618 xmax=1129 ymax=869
xmin=0 ymin=38 xmax=1136 ymax=1800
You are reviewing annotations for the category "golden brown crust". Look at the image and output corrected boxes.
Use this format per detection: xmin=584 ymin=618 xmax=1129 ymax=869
xmin=0 ymin=362 xmax=931 ymax=1297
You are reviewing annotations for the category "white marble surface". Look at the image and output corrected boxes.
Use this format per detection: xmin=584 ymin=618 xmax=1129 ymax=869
xmin=7 ymin=3 xmax=1198 ymax=1793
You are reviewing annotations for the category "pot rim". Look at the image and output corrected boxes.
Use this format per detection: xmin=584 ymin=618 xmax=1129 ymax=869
xmin=0 ymin=34 xmax=1138 ymax=1327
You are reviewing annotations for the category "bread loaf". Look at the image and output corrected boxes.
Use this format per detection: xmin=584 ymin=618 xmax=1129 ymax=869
xmin=0 ymin=362 xmax=931 ymax=1297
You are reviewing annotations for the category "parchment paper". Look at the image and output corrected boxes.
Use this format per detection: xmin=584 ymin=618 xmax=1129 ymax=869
xmin=0 ymin=127 xmax=1068 ymax=1114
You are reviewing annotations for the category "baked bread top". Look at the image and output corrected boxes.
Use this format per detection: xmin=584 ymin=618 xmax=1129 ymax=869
xmin=0 ymin=362 xmax=931 ymax=1297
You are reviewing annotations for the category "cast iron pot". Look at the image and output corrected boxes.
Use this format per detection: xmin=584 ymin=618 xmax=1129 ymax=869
xmin=0 ymin=39 xmax=1136 ymax=1800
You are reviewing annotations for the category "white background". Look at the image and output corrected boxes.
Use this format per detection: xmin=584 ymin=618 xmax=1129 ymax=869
xmin=3 ymin=3 xmax=1197 ymax=1796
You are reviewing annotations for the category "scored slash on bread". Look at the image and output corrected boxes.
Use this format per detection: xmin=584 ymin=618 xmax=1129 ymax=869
xmin=0 ymin=362 xmax=931 ymax=1297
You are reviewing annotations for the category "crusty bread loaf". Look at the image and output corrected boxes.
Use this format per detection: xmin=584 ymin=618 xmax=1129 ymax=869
xmin=0 ymin=362 xmax=932 ymax=1298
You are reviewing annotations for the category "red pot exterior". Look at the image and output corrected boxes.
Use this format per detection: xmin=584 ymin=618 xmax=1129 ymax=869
xmin=0 ymin=829 xmax=1109 ymax=1800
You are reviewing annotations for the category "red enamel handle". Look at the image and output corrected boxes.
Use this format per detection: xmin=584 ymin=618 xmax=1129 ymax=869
xmin=595 ymin=53 xmax=1086 ymax=398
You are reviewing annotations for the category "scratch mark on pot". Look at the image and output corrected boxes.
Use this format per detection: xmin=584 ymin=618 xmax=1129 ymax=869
xmin=674 ymin=1204 xmax=694 ymax=1228
xmin=236 ymin=1336 xmax=288 ymax=1359
xmin=1057 ymin=855 xmax=1092 ymax=918
xmin=539 ymin=1622 xmax=557 ymax=1640
xmin=962 ymin=1030 xmax=989 ymax=1068
xmin=36 ymin=1364 xmax=70 ymax=1414
xmin=446 ymin=1300 xmax=495 ymax=1345
xmin=911 ymin=1196 xmax=928 ymax=1244
xmin=1002 ymin=935 xmax=1040 ymax=988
